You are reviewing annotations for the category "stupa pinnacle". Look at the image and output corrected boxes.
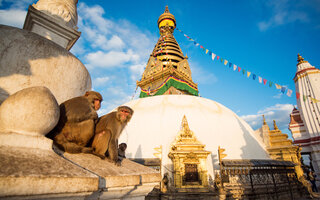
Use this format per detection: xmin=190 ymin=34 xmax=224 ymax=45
xmin=137 ymin=6 xmax=198 ymax=98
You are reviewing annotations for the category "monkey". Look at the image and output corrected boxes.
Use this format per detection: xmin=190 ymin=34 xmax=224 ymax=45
xmin=91 ymin=106 xmax=133 ymax=165
xmin=46 ymin=91 xmax=103 ymax=154
xmin=118 ymin=143 xmax=127 ymax=161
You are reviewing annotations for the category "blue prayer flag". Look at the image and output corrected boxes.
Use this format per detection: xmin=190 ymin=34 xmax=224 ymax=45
xmin=253 ymin=74 xmax=256 ymax=80
xmin=281 ymin=86 xmax=286 ymax=93
xmin=229 ymin=63 xmax=232 ymax=67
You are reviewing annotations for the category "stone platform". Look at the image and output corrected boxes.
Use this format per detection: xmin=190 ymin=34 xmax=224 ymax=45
xmin=0 ymin=133 xmax=161 ymax=200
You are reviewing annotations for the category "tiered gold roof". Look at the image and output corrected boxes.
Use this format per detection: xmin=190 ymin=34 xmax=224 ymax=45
xmin=137 ymin=6 xmax=198 ymax=97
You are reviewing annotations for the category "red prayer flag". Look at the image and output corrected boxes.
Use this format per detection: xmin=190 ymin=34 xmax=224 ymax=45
xmin=238 ymin=67 xmax=241 ymax=72
xmin=200 ymin=45 xmax=204 ymax=49
xmin=263 ymin=79 xmax=267 ymax=85
xmin=216 ymin=56 xmax=220 ymax=60
xmin=296 ymin=92 xmax=300 ymax=99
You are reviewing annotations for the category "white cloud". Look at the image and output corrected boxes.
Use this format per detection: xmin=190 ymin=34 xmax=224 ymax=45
xmin=105 ymin=35 xmax=125 ymax=50
xmin=273 ymin=93 xmax=283 ymax=99
xmin=85 ymin=50 xmax=139 ymax=68
xmin=189 ymin=61 xmax=218 ymax=84
xmin=258 ymin=0 xmax=309 ymax=31
xmin=0 ymin=9 xmax=27 ymax=28
xmin=93 ymin=76 xmax=110 ymax=86
xmin=241 ymin=104 xmax=294 ymax=130
xmin=129 ymin=63 xmax=145 ymax=82
xmin=78 ymin=3 xmax=112 ymax=34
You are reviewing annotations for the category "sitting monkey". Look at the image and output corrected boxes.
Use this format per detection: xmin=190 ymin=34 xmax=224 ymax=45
xmin=91 ymin=106 xmax=133 ymax=165
xmin=118 ymin=143 xmax=127 ymax=161
xmin=47 ymin=91 xmax=102 ymax=153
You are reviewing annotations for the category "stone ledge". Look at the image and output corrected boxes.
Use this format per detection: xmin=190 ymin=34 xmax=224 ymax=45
xmin=0 ymin=146 xmax=99 ymax=197
xmin=64 ymin=153 xmax=162 ymax=187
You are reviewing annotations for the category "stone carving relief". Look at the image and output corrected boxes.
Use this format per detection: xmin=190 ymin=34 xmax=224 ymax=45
xmin=34 ymin=0 xmax=78 ymax=28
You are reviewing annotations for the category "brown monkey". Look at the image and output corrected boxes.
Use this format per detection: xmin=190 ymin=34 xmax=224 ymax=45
xmin=91 ymin=106 xmax=133 ymax=165
xmin=47 ymin=91 xmax=103 ymax=153
xmin=118 ymin=143 xmax=127 ymax=161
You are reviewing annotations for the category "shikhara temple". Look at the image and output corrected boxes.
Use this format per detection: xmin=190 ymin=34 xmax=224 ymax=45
xmin=118 ymin=6 xmax=320 ymax=199
xmin=1 ymin=0 xmax=320 ymax=199
xmin=289 ymin=55 xmax=320 ymax=176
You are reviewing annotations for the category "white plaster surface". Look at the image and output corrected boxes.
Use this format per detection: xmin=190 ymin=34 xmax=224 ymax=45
xmin=119 ymin=95 xmax=270 ymax=167
xmin=0 ymin=25 xmax=91 ymax=104
xmin=0 ymin=86 xmax=59 ymax=136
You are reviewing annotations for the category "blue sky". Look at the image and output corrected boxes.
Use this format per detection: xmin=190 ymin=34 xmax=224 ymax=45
xmin=1 ymin=0 xmax=320 ymax=136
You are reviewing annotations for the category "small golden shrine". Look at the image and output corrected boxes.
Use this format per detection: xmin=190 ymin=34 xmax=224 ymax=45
xmin=168 ymin=115 xmax=210 ymax=192
xmin=261 ymin=118 xmax=304 ymax=178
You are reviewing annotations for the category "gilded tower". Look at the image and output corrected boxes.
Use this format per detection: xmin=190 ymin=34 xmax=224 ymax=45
xmin=137 ymin=6 xmax=198 ymax=98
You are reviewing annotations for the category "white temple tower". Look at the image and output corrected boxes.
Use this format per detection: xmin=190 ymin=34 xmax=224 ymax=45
xmin=289 ymin=54 xmax=320 ymax=174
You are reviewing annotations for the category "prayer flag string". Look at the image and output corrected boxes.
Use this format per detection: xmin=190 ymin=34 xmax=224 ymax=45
xmin=176 ymin=27 xmax=293 ymax=97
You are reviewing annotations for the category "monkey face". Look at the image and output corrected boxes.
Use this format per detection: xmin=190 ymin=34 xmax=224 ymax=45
xmin=116 ymin=106 xmax=133 ymax=123
xmin=119 ymin=109 xmax=130 ymax=122
xmin=119 ymin=143 xmax=127 ymax=151
xmin=94 ymin=99 xmax=101 ymax=110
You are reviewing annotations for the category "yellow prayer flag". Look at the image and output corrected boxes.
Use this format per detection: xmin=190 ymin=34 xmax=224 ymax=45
xmin=224 ymin=60 xmax=228 ymax=65
xmin=206 ymin=49 xmax=209 ymax=54
xmin=311 ymin=97 xmax=319 ymax=103
xmin=247 ymin=71 xmax=251 ymax=78
xmin=275 ymin=84 xmax=281 ymax=89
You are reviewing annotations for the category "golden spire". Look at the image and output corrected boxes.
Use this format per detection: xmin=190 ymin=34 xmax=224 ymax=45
xmin=273 ymin=120 xmax=279 ymax=130
xmin=297 ymin=53 xmax=308 ymax=65
xmin=262 ymin=115 xmax=267 ymax=125
xmin=137 ymin=6 xmax=198 ymax=97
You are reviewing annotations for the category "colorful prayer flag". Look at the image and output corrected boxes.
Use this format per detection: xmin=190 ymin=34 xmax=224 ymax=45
xmin=206 ymin=49 xmax=209 ymax=54
xmin=275 ymin=84 xmax=281 ymax=89
xmin=209 ymin=51 xmax=212 ymax=55
xmin=259 ymin=76 xmax=262 ymax=83
xmin=212 ymin=53 xmax=216 ymax=61
xmin=296 ymin=92 xmax=300 ymax=99
xmin=286 ymin=89 xmax=292 ymax=97
xmin=281 ymin=86 xmax=286 ymax=94
xmin=269 ymin=81 xmax=273 ymax=87
xmin=216 ymin=56 xmax=220 ymax=60
xmin=233 ymin=65 xmax=237 ymax=71
xmin=229 ymin=63 xmax=232 ymax=68
xmin=311 ymin=97 xmax=319 ymax=103
xmin=220 ymin=57 xmax=223 ymax=62
xmin=224 ymin=60 xmax=228 ymax=65
xmin=194 ymin=41 xmax=197 ymax=45
xmin=242 ymin=69 xmax=245 ymax=75
xmin=263 ymin=79 xmax=267 ymax=85
xmin=200 ymin=45 xmax=204 ymax=49
xmin=238 ymin=67 xmax=242 ymax=72
xmin=253 ymin=74 xmax=256 ymax=80
xmin=247 ymin=71 xmax=251 ymax=78
xmin=303 ymin=95 xmax=306 ymax=102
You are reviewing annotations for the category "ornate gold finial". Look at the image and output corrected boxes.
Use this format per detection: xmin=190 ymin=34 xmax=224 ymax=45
xmin=164 ymin=5 xmax=169 ymax=13
xmin=297 ymin=53 xmax=308 ymax=65
xmin=181 ymin=115 xmax=190 ymax=132
xmin=158 ymin=5 xmax=176 ymax=30
xmin=263 ymin=115 xmax=267 ymax=125
xmin=273 ymin=120 xmax=279 ymax=130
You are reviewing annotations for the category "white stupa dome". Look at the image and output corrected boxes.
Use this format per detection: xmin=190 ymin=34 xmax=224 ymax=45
xmin=120 ymin=95 xmax=269 ymax=170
